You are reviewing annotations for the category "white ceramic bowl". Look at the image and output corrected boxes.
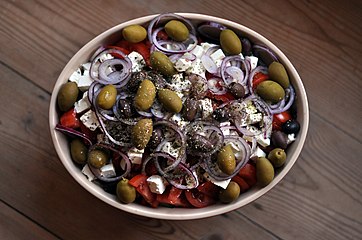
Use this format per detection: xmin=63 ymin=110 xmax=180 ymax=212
xmin=49 ymin=13 xmax=309 ymax=220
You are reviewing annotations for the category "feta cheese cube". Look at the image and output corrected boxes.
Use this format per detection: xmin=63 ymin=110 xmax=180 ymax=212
xmin=147 ymin=175 xmax=167 ymax=194
xmin=175 ymin=58 xmax=193 ymax=72
xmin=246 ymin=56 xmax=258 ymax=70
xmin=201 ymin=42 xmax=218 ymax=52
xmin=191 ymin=45 xmax=204 ymax=59
xmin=251 ymin=146 xmax=266 ymax=158
xmin=186 ymin=58 xmax=206 ymax=78
xmin=82 ymin=165 xmax=96 ymax=181
xmin=247 ymin=113 xmax=263 ymax=125
xmin=74 ymin=92 xmax=91 ymax=113
xmin=80 ymin=110 xmax=100 ymax=131
xmin=287 ymin=133 xmax=296 ymax=144
xmin=169 ymin=73 xmax=191 ymax=92
xmin=210 ymin=49 xmax=225 ymax=62
xmin=100 ymin=164 xmax=116 ymax=178
xmin=69 ymin=62 xmax=93 ymax=92
xmin=203 ymin=173 xmax=231 ymax=189
xmin=256 ymin=134 xmax=271 ymax=147
xmin=199 ymin=98 xmax=213 ymax=119
xmin=127 ymin=147 xmax=144 ymax=165
xmin=128 ymin=51 xmax=146 ymax=72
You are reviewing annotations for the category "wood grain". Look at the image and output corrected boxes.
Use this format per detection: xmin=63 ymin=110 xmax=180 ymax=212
xmin=0 ymin=0 xmax=361 ymax=239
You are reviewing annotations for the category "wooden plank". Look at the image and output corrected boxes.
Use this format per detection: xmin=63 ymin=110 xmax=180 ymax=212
xmin=0 ymin=63 xmax=279 ymax=240
xmin=0 ymin=201 xmax=59 ymax=240
xmin=0 ymin=0 xmax=360 ymax=140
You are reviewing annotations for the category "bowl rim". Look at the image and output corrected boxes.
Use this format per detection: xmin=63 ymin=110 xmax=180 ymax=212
xmin=49 ymin=12 xmax=309 ymax=220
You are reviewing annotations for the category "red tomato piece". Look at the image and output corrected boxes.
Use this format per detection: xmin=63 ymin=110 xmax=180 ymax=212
xmin=197 ymin=181 xmax=220 ymax=199
xmin=273 ymin=111 xmax=292 ymax=130
xmin=115 ymin=40 xmax=131 ymax=50
xmin=238 ymin=163 xmax=257 ymax=187
xmin=206 ymin=91 xmax=235 ymax=103
xmin=129 ymin=42 xmax=151 ymax=65
xmin=129 ymin=174 xmax=159 ymax=208
xmin=156 ymin=187 xmax=191 ymax=207
xmin=156 ymin=30 xmax=169 ymax=40
xmin=185 ymin=189 xmax=216 ymax=208
xmin=252 ymin=72 xmax=269 ymax=89
xmin=106 ymin=46 xmax=130 ymax=58
xmin=232 ymin=175 xmax=250 ymax=193
xmin=60 ymin=108 xmax=80 ymax=129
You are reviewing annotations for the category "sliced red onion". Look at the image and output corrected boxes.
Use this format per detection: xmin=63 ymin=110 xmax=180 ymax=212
xmin=248 ymin=65 xmax=268 ymax=94
xmin=270 ymin=85 xmax=295 ymax=114
xmin=253 ymin=44 xmax=279 ymax=66
xmin=197 ymin=21 xmax=227 ymax=41
xmin=150 ymin=101 xmax=166 ymax=119
xmin=90 ymin=48 xmax=132 ymax=86
xmin=55 ymin=124 xmax=92 ymax=146
xmin=233 ymin=96 xmax=272 ymax=137
xmin=136 ymin=109 xmax=153 ymax=117
xmin=87 ymin=143 xmax=131 ymax=182
xmin=168 ymin=53 xmax=183 ymax=63
xmin=153 ymin=120 xmax=187 ymax=169
xmin=201 ymin=55 xmax=218 ymax=74
xmin=221 ymin=56 xmax=250 ymax=87
xmin=98 ymin=108 xmax=118 ymax=121
xmin=90 ymin=46 xmax=106 ymax=62
xmin=207 ymin=77 xmax=227 ymax=95
xmin=87 ymin=82 xmax=102 ymax=105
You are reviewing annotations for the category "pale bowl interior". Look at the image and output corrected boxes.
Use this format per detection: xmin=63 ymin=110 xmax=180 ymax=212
xmin=49 ymin=13 xmax=309 ymax=220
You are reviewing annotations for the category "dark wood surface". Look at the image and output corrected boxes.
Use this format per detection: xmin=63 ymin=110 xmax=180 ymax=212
xmin=1 ymin=0 xmax=361 ymax=239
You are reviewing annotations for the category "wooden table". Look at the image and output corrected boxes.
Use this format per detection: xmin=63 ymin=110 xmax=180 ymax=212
xmin=1 ymin=1 xmax=361 ymax=239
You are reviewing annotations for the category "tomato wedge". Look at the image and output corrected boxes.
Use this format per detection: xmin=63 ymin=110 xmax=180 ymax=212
xmin=60 ymin=108 xmax=80 ymax=129
xmin=232 ymin=175 xmax=250 ymax=192
xmin=273 ymin=111 xmax=292 ymax=131
xmin=156 ymin=187 xmax=191 ymax=207
xmin=129 ymin=174 xmax=159 ymax=208
xmin=238 ymin=163 xmax=257 ymax=187
xmin=197 ymin=181 xmax=220 ymax=199
xmin=185 ymin=188 xmax=216 ymax=208
xmin=252 ymin=72 xmax=269 ymax=89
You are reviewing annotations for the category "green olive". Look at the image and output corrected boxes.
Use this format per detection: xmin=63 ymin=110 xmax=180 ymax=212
xmin=132 ymin=118 xmax=153 ymax=150
xmin=150 ymin=51 xmax=176 ymax=76
xmin=217 ymin=144 xmax=236 ymax=175
xmin=256 ymin=157 xmax=274 ymax=187
xmin=88 ymin=149 xmax=108 ymax=169
xmin=97 ymin=85 xmax=117 ymax=109
xmin=165 ymin=20 xmax=189 ymax=41
xmin=134 ymin=79 xmax=156 ymax=111
xmin=256 ymin=80 xmax=285 ymax=104
xmin=70 ymin=139 xmax=88 ymax=164
xmin=122 ymin=24 xmax=147 ymax=43
xmin=57 ymin=82 xmax=79 ymax=112
xmin=157 ymin=89 xmax=183 ymax=113
xmin=219 ymin=181 xmax=240 ymax=203
xmin=268 ymin=62 xmax=290 ymax=88
xmin=116 ymin=178 xmax=136 ymax=203
xmin=268 ymin=148 xmax=287 ymax=168
xmin=220 ymin=29 xmax=242 ymax=55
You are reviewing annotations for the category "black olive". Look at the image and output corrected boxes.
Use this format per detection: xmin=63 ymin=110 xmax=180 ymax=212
xmin=183 ymin=98 xmax=199 ymax=121
xmin=241 ymin=38 xmax=252 ymax=56
xmin=229 ymin=83 xmax=245 ymax=99
xmin=282 ymin=119 xmax=300 ymax=134
xmin=271 ymin=131 xmax=288 ymax=149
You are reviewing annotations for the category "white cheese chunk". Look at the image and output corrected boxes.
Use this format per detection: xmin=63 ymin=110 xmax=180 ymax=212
xmin=82 ymin=165 xmax=96 ymax=181
xmin=199 ymin=98 xmax=213 ymax=119
xmin=287 ymin=133 xmax=296 ymax=144
xmin=69 ymin=62 xmax=93 ymax=92
xmin=175 ymin=57 xmax=193 ymax=72
xmin=251 ymin=146 xmax=266 ymax=158
xmin=210 ymin=49 xmax=225 ymax=62
xmin=186 ymin=58 xmax=206 ymax=79
xmin=80 ymin=110 xmax=100 ymax=131
xmin=128 ymin=51 xmax=146 ymax=72
xmin=74 ymin=91 xmax=91 ymax=113
xmin=201 ymin=42 xmax=218 ymax=52
xmin=147 ymin=175 xmax=167 ymax=194
xmin=127 ymin=147 xmax=144 ymax=165
xmin=247 ymin=113 xmax=263 ymax=125
xmin=169 ymin=73 xmax=191 ymax=92
xmin=246 ymin=56 xmax=258 ymax=70
xmin=256 ymin=134 xmax=271 ymax=147
xmin=161 ymin=142 xmax=180 ymax=158
xmin=191 ymin=45 xmax=205 ymax=59
xmin=100 ymin=164 xmax=116 ymax=178
xmin=203 ymin=173 xmax=231 ymax=189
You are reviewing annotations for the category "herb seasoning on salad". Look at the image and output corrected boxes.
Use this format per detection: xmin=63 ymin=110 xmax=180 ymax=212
xmin=55 ymin=13 xmax=300 ymax=208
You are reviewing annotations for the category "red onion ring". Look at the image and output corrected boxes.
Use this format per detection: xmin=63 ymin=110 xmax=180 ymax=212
xmin=269 ymin=85 xmax=295 ymax=114
xmin=207 ymin=77 xmax=228 ymax=95
xmin=221 ymin=56 xmax=250 ymax=87
xmin=55 ymin=124 xmax=93 ymax=146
